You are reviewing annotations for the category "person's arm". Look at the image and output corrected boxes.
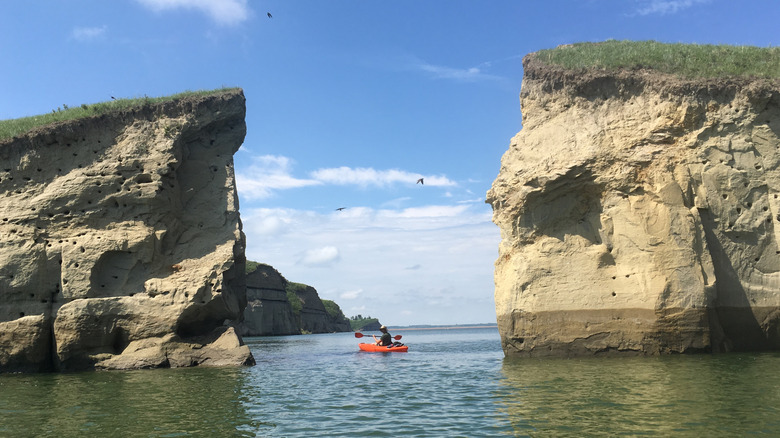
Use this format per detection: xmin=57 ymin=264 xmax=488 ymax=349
xmin=373 ymin=335 xmax=380 ymax=345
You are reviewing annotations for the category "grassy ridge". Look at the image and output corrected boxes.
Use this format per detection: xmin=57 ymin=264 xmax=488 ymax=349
xmin=0 ymin=87 xmax=239 ymax=141
xmin=534 ymin=40 xmax=780 ymax=79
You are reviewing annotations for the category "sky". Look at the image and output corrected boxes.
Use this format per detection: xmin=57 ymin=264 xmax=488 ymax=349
xmin=2 ymin=1 xmax=779 ymax=326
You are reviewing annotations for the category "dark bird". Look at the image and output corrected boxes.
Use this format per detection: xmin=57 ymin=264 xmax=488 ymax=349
xmin=416 ymin=178 xmax=424 ymax=185
xmin=267 ymin=12 xmax=272 ymax=18
xmin=335 ymin=207 xmax=346 ymax=211
xmin=110 ymin=96 xmax=116 ymax=100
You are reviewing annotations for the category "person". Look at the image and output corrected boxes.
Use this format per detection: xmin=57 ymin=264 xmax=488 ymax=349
xmin=373 ymin=325 xmax=392 ymax=346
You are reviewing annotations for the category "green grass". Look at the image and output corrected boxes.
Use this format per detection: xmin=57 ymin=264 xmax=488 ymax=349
xmin=285 ymin=282 xmax=307 ymax=315
xmin=322 ymin=299 xmax=346 ymax=320
xmin=0 ymin=87 xmax=240 ymax=141
xmin=533 ymin=40 xmax=780 ymax=79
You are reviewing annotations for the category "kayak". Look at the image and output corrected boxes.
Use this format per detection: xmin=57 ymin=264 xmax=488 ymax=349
xmin=358 ymin=343 xmax=408 ymax=353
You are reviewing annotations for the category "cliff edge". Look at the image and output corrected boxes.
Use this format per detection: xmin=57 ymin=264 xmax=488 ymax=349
xmin=0 ymin=89 xmax=255 ymax=371
xmin=487 ymin=44 xmax=780 ymax=357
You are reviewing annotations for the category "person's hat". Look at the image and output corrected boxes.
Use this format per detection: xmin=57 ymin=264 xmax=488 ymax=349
xmin=379 ymin=325 xmax=387 ymax=330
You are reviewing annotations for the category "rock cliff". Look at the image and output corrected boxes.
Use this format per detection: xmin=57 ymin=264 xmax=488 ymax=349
xmin=0 ymin=89 xmax=255 ymax=371
xmin=238 ymin=264 xmax=299 ymax=336
xmin=238 ymin=263 xmax=351 ymax=336
xmin=487 ymin=53 xmax=780 ymax=357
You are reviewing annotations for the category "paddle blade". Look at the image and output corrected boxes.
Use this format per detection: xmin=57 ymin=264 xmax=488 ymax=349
xmin=394 ymin=335 xmax=403 ymax=340
xmin=354 ymin=332 xmax=365 ymax=338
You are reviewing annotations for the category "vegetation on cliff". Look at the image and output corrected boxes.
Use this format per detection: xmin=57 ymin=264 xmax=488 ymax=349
xmin=349 ymin=315 xmax=380 ymax=331
xmin=534 ymin=40 xmax=780 ymax=79
xmin=322 ymin=300 xmax=347 ymax=321
xmin=0 ymin=87 xmax=240 ymax=141
xmin=285 ymin=282 xmax=306 ymax=315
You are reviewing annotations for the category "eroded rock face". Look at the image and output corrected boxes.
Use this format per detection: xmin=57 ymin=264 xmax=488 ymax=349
xmin=487 ymin=56 xmax=780 ymax=357
xmin=237 ymin=263 xmax=351 ymax=335
xmin=0 ymin=89 xmax=255 ymax=371
xmin=238 ymin=264 xmax=300 ymax=336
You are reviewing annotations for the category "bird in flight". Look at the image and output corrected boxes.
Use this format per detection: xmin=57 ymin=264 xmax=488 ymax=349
xmin=335 ymin=207 xmax=346 ymax=211
xmin=267 ymin=12 xmax=272 ymax=18
xmin=416 ymin=178 xmax=424 ymax=185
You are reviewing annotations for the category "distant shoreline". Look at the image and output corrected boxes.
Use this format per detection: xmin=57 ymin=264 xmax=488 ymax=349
xmin=389 ymin=325 xmax=498 ymax=331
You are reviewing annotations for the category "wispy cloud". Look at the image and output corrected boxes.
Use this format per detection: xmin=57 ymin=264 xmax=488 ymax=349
xmin=71 ymin=26 xmax=107 ymax=42
xmin=236 ymin=154 xmax=457 ymax=199
xmin=134 ymin=0 xmax=250 ymax=25
xmin=235 ymin=155 xmax=321 ymax=200
xmin=298 ymin=246 xmax=341 ymax=267
xmin=414 ymin=61 xmax=504 ymax=82
xmin=311 ymin=166 xmax=456 ymax=188
xmin=634 ymin=0 xmax=711 ymax=15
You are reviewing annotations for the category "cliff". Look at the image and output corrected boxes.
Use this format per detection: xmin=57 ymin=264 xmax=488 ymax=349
xmin=0 ymin=89 xmax=255 ymax=371
xmin=487 ymin=44 xmax=780 ymax=357
xmin=238 ymin=263 xmax=351 ymax=336
xmin=238 ymin=264 xmax=299 ymax=335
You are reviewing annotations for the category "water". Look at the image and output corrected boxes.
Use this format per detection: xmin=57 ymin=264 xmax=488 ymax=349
xmin=1 ymin=327 xmax=779 ymax=437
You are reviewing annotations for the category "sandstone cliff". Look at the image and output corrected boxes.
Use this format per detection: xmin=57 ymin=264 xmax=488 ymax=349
xmin=487 ymin=52 xmax=780 ymax=357
xmin=0 ymin=89 xmax=255 ymax=371
xmin=237 ymin=263 xmax=351 ymax=336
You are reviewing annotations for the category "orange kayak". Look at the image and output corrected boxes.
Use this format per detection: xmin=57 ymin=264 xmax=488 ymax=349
xmin=358 ymin=343 xmax=408 ymax=352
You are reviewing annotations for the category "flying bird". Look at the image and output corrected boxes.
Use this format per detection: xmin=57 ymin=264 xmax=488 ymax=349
xmin=416 ymin=178 xmax=424 ymax=185
xmin=267 ymin=12 xmax=272 ymax=18
xmin=335 ymin=207 xmax=346 ymax=211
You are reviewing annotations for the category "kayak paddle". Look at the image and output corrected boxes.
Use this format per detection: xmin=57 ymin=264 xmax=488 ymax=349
xmin=354 ymin=332 xmax=402 ymax=340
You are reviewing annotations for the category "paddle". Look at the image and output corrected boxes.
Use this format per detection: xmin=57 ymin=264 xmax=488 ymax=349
xmin=354 ymin=332 xmax=402 ymax=340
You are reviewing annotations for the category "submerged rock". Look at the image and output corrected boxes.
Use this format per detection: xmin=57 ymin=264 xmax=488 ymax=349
xmin=487 ymin=52 xmax=780 ymax=357
xmin=0 ymin=89 xmax=255 ymax=371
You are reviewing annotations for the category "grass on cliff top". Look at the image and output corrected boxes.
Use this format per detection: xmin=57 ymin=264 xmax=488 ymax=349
xmin=0 ymin=87 xmax=240 ymax=141
xmin=534 ymin=40 xmax=780 ymax=79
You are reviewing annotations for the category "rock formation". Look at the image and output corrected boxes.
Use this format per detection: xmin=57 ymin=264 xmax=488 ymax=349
xmin=293 ymin=283 xmax=351 ymax=333
xmin=487 ymin=53 xmax=780 ymax=357
xmin=0 ymin=89 xmax=255 ymax=372
xmin=237 ymin=263 xmax=351 ymax=336
xmin=238 ymin=264 xmax=299 ymax=336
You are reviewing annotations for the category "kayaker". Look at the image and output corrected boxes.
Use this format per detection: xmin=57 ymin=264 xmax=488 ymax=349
xmin=373 ymin=325 xmax=392 ymax=346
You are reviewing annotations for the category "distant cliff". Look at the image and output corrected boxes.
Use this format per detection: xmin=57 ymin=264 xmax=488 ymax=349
xmin=0 ymin=89 xmax=254 ymax=372
xmin=237 ymin=263 xmax=351 ymax=336
xmin=487 ymin=43 xmax=780 ymax=357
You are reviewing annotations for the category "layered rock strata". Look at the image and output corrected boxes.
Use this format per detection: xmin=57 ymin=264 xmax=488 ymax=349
xmin=238 ymin=263 xmax=351 ymax=336
xmin=0 ymin=89 xmax=255 ymax=371
xmin=238 ymin=264 xmax=299 ymax=336
xmin=487 ymin=55 xmax=780 ymax=357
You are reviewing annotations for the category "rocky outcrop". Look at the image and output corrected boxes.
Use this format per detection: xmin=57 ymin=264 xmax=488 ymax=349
xmin=293 ymin=284 xmax=351 ymax=333
xmin=238 ymin=264 xmax=299 ymax=336
xmin=487 ymin=53 xmax=780 ymax=357
xmin=238 ymin=263 xmax=351 ymax=335
xmin=0 ymin=89 xmax=255 ymax=372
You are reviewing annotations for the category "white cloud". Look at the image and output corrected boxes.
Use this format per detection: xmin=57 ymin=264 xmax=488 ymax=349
xmin=298 ymin=246 xmax=341 ymax=267
xmin=310 ymin=166 xmax=456 ymax=188
xmin=236 ymin=155 xmax=321 ymax=200
xmin=236 ymin=155 xmax=458 ymax=199
xmin=635 ymin=0 xmax=711 ymax=15
xmin=417 ymin=63 xmax=500 ymax=82
xmin=339 ymin=289 xmax=364 ymax=300
xmin=242 ymin=202 xmax=500 ymax=325
xmin=135 ymin=0 xmax=250 ymax=25
xmin=71 ymin=26 xmax=107 ymax=41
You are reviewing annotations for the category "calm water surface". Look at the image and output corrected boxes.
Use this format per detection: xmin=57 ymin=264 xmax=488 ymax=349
xmin=1 ymin=328 xmax=779 ymax=437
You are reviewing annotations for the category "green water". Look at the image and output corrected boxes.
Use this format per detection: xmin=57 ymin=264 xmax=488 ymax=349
xmin=1 ymin=328 xmax=779 ymax=437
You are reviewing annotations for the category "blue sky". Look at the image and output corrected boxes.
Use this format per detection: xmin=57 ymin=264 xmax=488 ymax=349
xmin=2 ymin=1 xmax=779 ymax=326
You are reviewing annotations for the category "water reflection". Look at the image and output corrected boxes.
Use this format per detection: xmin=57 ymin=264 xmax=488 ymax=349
xmin=497 ymin=353 xmax=780 ymax=436
xmin=0 ymin=367 xmax=262 ymax=437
